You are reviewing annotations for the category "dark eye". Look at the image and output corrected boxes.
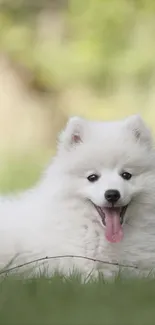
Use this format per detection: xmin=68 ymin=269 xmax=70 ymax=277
xmin=87 ymin=174 xmax=99 ymax=182
xmin=121 ymin=172 xmax=132 ymax=180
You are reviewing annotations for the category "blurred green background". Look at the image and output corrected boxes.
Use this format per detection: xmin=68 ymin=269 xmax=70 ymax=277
xmin=0 ymin=0 xmax=155 ymax=191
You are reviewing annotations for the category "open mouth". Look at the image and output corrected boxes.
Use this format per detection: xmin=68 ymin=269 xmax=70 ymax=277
xmin=94 ymin=205 xmax=128 ymax=243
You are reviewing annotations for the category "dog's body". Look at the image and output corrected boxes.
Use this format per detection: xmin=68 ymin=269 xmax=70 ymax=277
xmin=0 ymin=115 xmax=155 ymax=277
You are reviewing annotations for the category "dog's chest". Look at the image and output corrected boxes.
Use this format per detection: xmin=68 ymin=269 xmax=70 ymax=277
xmin=80 ymin=219 xmax=106 ymax=258
xmin=106 ymin=223 xmax=155 ymax=270
xmin=79 ymin=216 xmax=155 ymax=274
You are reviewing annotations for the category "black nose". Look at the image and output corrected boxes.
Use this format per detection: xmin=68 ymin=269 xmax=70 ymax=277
xmin=105 ymin=189 xmax=120 ymax=203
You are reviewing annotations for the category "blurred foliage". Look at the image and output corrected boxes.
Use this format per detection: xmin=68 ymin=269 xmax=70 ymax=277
xmin=0 ymin=151 xmax=52 ymax=193
xmin=0 ymin=0 xmax=155 ymax=94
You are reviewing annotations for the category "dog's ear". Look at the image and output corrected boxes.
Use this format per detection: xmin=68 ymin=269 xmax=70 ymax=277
xmin=125 ymin=115 xmax=152 ymax=147
xmin=58 ymin=116 xmax=86 ymax=151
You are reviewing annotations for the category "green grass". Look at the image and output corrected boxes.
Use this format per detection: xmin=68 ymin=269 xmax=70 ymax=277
xmin=0 ymin=156 xmax=154 ymax=325
xmin=0 ymin=273 xmax=155 ymax=325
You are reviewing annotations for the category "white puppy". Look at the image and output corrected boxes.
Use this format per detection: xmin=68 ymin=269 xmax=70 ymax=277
xmin=0 ymin=115 xmax=155 ymax=277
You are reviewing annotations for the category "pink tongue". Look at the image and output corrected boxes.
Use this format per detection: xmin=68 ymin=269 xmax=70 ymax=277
xmin=103 ymin=208 xmax=123 ymax=243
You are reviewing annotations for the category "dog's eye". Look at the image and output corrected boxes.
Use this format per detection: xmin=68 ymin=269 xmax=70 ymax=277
xmin=87 ymin=174 xmax=99 ymax=182
xmin=121 ymin=172 xmax=132 ymax=181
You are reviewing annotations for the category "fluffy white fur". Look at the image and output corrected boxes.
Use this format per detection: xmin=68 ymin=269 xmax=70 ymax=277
xmin=0 ymin=114 xmax=155 ymax=277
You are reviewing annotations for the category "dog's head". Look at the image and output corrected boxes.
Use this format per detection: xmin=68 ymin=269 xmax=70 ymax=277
xmin=57 ymin=115 xmax=155 ymax=243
